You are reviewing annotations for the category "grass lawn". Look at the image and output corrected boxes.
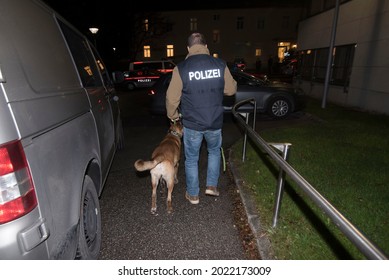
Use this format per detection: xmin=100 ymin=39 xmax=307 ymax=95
xmin=231 ymin=97 xmax=389 ymax=259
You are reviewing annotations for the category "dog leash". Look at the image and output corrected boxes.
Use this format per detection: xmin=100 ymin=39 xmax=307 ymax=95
xmin=221 ymin=147 xmax=226 ymax=172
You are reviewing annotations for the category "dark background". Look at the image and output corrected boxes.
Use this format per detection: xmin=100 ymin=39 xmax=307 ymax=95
xmin=42 ymin=0 xmax=306 ymax=66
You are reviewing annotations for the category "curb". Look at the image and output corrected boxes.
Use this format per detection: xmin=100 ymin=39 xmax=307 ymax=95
xmin=228 ymin=148 xmax=275 ymax=260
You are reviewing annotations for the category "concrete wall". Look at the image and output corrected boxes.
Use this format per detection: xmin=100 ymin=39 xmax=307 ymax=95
xmin=297 ymin=0 xmax=389 ymax=115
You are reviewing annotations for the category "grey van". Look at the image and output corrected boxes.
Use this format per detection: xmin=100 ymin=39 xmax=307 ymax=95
xmin=0 ymin=0 xmax=124 ymax=259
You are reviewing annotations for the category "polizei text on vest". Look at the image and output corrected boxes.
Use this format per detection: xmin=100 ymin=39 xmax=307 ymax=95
xmin=188 ymin=69 xmax=221 ymax=81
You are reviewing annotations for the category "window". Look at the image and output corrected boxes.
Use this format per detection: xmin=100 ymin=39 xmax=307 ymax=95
xmin=190 ymin=18 xmax=197 ymax=31
xmin=313 ymin=48 xmax=329 ymax=81
xmin=281 ymin=16 xmax=290 ymax=28
xmin=255 ymin=49 xmax=262 ymax=57
xmin=144 ymin=45 xmax=151 ymax=58
xmin=332 ymin=44 xmax=355 ymax=86
xmin=299 ymin=44 xmax=356 ymax=86
xmin=257 ymin=19 xmax=265 ymax=30
xmin=236 ymin=17 xmax=244 ymax=30
xmin=278 ymin=42 xmax=291 ymax=62
xmin=213 ymin=14 xmax=220 ymax=21
xmin=167 ymin=45 xmax=174 ymax=57
xmin=91 ymin=45 xmax=112 ymax=87
xmin=59 ymin=21 xmax=102 ymax=87
xmin=144 ymin=19 xmax=149 ymax=32
xmin=212 ymin=30 xmax=220 ymax=43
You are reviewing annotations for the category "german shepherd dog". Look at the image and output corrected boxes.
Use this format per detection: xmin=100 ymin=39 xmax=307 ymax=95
xmin=134 ymin=121 xmax=183 ymax=214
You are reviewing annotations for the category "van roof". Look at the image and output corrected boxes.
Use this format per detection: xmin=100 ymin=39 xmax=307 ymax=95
xmin=131 ymin=60 xmax=175 ymax=64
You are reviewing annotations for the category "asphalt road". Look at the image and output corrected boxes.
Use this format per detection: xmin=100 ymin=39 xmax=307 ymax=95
xmin=98 ymin=89 xmax=249 ymax=260
xmin=98 ymin=88 xmax=310 ymax=260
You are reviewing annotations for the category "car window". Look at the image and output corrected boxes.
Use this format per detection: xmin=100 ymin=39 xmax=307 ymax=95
xmin=232 ymin=73 xmax=250 ymax=85
xmin=59 ymin=21 xmax=103 ymax=88
xmin=233 ymin=72 xmax=264 ymax=86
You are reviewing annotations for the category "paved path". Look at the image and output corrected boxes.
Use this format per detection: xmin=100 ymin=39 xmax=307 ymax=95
xmin=99 ymin=90 xmax=253 ymax=259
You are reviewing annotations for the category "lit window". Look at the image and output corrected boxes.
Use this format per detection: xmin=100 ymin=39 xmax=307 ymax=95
xmin=278 ymin=42 xmax=291 ymax=62
xmin=144 ymin=19 xmax=149 ymax=32
xmin=167 ymin=45 xmax=174 ymax=57
xmin=255 ymin=49 xmax=262 ymax=57
xmin=143 ymin=45 xmax=151 ymax=58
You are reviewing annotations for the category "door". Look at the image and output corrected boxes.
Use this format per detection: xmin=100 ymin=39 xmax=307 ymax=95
xmin=59 ymin=21 xmax=115 ymax=180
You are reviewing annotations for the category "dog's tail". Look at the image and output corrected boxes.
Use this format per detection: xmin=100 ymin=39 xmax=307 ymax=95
xmin=134 ymin=154 xmax=165 ymax=171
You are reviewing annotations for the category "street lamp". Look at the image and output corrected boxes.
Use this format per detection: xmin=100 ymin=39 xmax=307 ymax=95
xmin=89 ymin=27 xmax=99 ymax=47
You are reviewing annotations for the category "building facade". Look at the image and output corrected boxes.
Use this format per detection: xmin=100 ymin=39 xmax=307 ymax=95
xmin=134 ymin=6 xmax=304 ymax=71
xmin=297 ymin=0 xmax=389 ymax=115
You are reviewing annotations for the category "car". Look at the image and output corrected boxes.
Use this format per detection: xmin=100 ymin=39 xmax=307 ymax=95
xmin=0 ymin=0 xmax=124 ymax=259
xmin=121 ymin=69 xmax=161 ymax=90
xmin=148 ymin=70 xmax=305 ymax=119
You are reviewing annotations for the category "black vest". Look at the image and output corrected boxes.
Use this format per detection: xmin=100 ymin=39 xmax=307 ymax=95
xmin=177 ymin=54 xmax=226 ymax=131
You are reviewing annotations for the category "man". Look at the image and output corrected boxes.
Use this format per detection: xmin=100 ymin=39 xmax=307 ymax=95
xmin=166 ymin=32 xmax=237 ymax=205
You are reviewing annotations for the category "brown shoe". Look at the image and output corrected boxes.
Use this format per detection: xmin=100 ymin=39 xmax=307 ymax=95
xmin=205 ymin=186 xmax=219 ymax=197
xmin=185 ymin=192 xmax=199 ymax=204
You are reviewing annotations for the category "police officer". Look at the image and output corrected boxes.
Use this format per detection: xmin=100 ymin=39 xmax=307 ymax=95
xmin=166 ymin=32 xmax=237 ymax=204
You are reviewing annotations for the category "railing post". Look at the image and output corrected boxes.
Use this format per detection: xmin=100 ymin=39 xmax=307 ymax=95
xmin=269 ymin=143 xmax=292 ymax=228
xmin=241 ymin=99 xmax=257 ymax=162
xmin=241 ymin=113 xmax=249 ymax=162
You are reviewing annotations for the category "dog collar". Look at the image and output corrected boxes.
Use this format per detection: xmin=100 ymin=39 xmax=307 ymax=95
xmin=169 ymin=130 xmax=182 ymax=138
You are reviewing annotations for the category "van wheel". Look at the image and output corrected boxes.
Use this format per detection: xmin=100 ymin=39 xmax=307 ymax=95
xmin=75 ymin=175 xmax=101 ymax=259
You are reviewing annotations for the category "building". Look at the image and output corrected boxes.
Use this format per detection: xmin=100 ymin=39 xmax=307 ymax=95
xmin=134 ymin=6 xmax=305 ymax=72
xmin=132 ymin=0 xmax=389 ymax=116
xmin=297 ymin=0 xmax=389 ymax=115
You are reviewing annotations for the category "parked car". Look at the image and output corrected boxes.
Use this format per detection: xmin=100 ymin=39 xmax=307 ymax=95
xmin=121 ymin=69 xmax=161 ymax=91
xmin=0 ymin=0 xmax=124 ymax=259
xmin=148 ymin=70 xmax=305 ymax=119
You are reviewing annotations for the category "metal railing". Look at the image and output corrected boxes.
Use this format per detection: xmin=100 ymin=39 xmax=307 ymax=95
xmin=232 ymin=98 xmax=388 ymax=260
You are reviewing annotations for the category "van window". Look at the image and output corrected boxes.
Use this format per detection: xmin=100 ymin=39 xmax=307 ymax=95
xmin=132 ymin=62 xmax=162 ymax=72
xmin=91 ymin=46 xmax=113 ymax=88
xmin=58 ymin=21 xmax=102 ymax=87
xmin=163 ymin=61 xmax=176 ymax=73
xmin=130 ymin=61 xmax=175 ymax=73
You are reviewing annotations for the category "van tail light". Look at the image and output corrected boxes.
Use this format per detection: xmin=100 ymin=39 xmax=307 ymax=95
xmin=0 ymin=140 xmax=37 ymax=224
